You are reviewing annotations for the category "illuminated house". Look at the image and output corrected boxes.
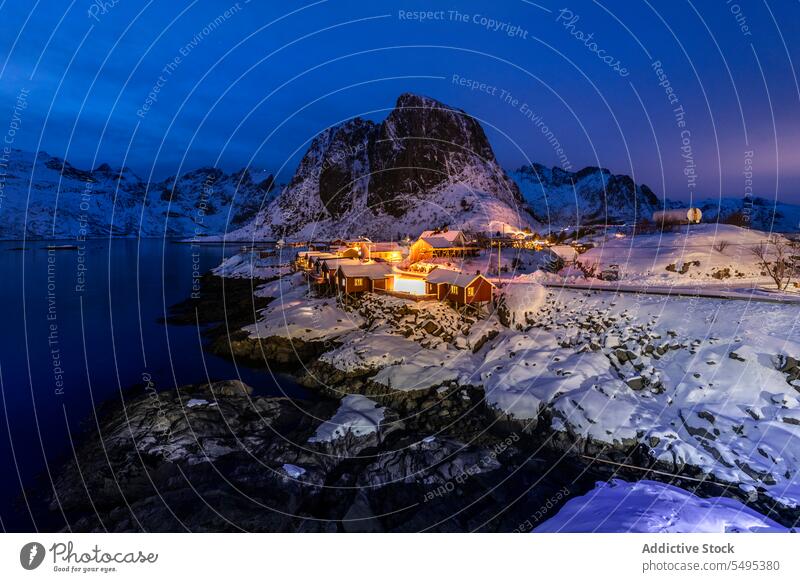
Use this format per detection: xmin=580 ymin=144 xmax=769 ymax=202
xmin=319 ymin=257 xmax=360 ymax=285
xmin=334 ymin=246 xmax=361 ymax=259
xmin=295 ymin=251 xmax=336 ymax=271
xmin=424 ymin=268 xmax=494 ymax=307
xmin=358 ymin=241 xmax=404 ymax=262
xmin=336 ymin=262 xmax=393 ymax=294
xmin=409 ymin=229 xmax=478 ymax=263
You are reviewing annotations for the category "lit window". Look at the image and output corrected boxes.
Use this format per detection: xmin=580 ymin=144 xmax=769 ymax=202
xmin=450 ymin=284 xmax=458 ymax=294
xmin=467 ymin=287 xmax=475 ymax=297
xmin=354 ymin=278 xmax=364 ymax=286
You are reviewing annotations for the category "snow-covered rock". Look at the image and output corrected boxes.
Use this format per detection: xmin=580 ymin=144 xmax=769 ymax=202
xmin=243 ymin=283 xmax=363 ymax=343
xmin=281 ymin=463 xmax=307 ymax=478
xmin=534 ymin=479 xmax=788 ymax=532
xmin=308 ymin=395 xmax=386 ymax=443
xmin=496 ymin=281 xmax=547 ymax=330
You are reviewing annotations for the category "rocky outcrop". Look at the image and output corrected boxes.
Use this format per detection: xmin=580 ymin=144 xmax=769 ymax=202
xmin=210 ymin=329 xmax=329 ymax=368
xmin=49 ymin=380 xmax=595 ymax=532
xmin=165 ymin=273 xmax=327 ymax=368
xmin=774 ymin=353 xmax=800 ymax=391
xmin=366 ymin=93 xmax=521 ymax=217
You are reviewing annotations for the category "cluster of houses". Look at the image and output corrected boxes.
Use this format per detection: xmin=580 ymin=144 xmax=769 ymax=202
xmin=294 ymin=230 xmax=494 ymax=310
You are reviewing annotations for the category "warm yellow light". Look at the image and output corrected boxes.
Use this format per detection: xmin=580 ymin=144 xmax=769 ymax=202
xmin=393 ymin=276 xmax=426 ymax=295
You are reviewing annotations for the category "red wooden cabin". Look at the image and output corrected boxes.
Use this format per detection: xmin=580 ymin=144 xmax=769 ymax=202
xmin=424 ymin=268 xmax=495 ymax=306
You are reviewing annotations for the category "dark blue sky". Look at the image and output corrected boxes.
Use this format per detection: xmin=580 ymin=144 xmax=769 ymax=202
xmin=1 ymin=0 xmax=798 ymax=202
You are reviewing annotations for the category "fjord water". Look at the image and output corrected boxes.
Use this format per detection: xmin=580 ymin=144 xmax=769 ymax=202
xmin=0 ymin=239 xmax=295 ymax=531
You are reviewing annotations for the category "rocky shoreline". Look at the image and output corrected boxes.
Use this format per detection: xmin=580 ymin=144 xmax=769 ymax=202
xmin=50 ymin=379 xmax=605 ymax=532
xmin=164 ymin=273 xmax=326 ymax=368
xmin=50 ymin=272 xmax=800 ymax=531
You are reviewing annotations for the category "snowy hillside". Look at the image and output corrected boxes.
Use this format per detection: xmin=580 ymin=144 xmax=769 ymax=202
xmin=228 ymin=93 xmax=537 ymax=241
xmin=0 ymin=149 xmax=274 ymax=239
xmin=577 ymin=224 xmax=789 ymax=285
xmin=511 ymin=163 xmax=667 ymax=227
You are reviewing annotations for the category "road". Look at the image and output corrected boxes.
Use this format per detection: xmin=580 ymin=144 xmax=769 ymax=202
xmin=537 ymin=280 xmax=800 ymax=305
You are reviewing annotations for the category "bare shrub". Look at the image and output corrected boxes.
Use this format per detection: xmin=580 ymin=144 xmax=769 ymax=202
xmin=751 ymin=237 xmax=799 ymax=290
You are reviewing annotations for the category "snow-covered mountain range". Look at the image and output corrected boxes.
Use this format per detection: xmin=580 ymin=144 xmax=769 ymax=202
xmin=512 ymin=163 xmax=665 ymax=226
xmin=2 ymin=94 xmax=798 ymax=240
xmin=233 ymin=92 xmax=799 ymax=239
xmin=512 ymin=163 xmax=800 ymax=232
xmin=0 ymin=149 xmax=274 ymax=239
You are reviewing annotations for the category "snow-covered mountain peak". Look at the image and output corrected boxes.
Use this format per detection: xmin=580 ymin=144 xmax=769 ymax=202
xmin=231 ymin=93 xmax=532 ymax=241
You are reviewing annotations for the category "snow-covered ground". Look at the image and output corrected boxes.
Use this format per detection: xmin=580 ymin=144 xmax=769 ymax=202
xmin=534 ymin=479 xmax=789 ymax=533
xmin=212 ymin=250 xmax=294 ymax=280
xmin=484 ymin=288 xmax=800 ymax=508
xmin=577 ymin=224 xmax=788 ymax=286
xmin=243 ymin=277 xmax=363 ymax=343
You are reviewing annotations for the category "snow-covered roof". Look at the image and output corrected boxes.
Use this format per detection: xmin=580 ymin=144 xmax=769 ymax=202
xmin=364 ymin=242 xmax=402 ymax=252
xmin=320 ymin=257 xmax=360 ymax=269
xmin=548 ymin=244 xmax=579 ymax=261
xmin=337 ymin=262 xmax=392 ymax=279
xmin=298 ymin=250 xmax=329 ymax=259
xmin=419 ymin=229 xmax=464 ymax=241
xmin=310 ymin=252 xmax=339 ymax=262
xmin=421 ymin=236 xmax=462 ymax=249
xmin=419 ymin=230 xmax=467 ymax=249
xmin=425 ymin=267 xmax=493 ymax=287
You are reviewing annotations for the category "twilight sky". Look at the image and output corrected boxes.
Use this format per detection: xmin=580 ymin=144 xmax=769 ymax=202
xmin=1 ymin=0 xmax=798 ymax=203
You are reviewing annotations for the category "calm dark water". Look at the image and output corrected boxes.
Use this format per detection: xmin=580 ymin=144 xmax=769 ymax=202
xmin=0 ymin=239 xmax=299 ymax=531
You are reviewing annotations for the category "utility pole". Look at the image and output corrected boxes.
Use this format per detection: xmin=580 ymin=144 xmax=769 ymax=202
xmin=494 ymin=239 xmax=501 ymax=285
xmin=497 ymin=240 xmax=499 ymax=283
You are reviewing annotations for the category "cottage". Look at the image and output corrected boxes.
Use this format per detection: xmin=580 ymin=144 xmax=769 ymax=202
xmin=359 ymin=241 xmax=404 ymax=262
xmin=336 ymin=262 xmax=393 ymax=294
xmin=319 ymin=257 xmax=360 ymax=285
xmin=334 ymin=246 xmax=361 ymax=259
xmin=424 ymin=268 xmax=495 ymax=307
xmin=409 ymin=229 xmax=478 ymax=263
xmin=304 ymin=253 xmax=341 ymax=281
xmin=296 ymin=251 xmax=335 ymax=271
